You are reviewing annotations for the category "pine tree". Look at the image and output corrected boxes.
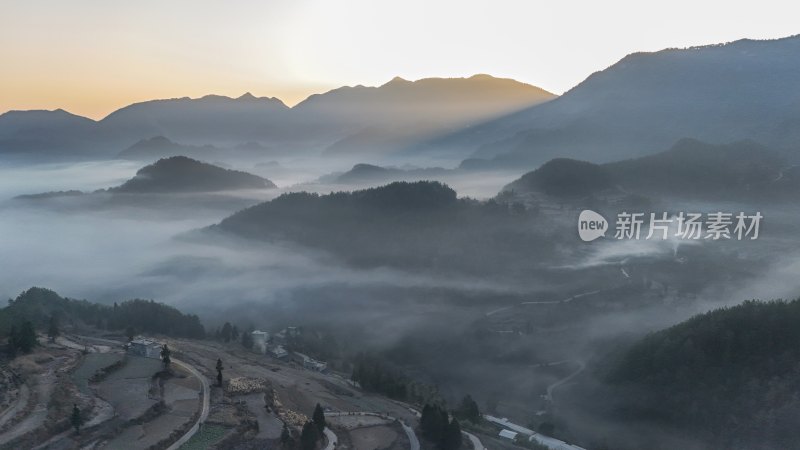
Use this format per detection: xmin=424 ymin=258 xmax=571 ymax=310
xmin=221 ymin=322 xmax=232 ymax=343
xmin=16 ymin=321 xmax=37 ymax=353
xmin=312 ymin=403 xmax=326 ymax=434
xmin=216 ymin=358 xmax=224 ymax=387
xmin=443 ymin=418 xmax=462 ymax=450
xmin=241 ymin=331 xmax=254 ymax=350
xmin=280 ymin=423 xmax=292 ymax=447
xmin=161 ymin=344 xmax=171 ymax=369
xmin=456 ymin=395 xmax=480 ymax=423
xmin=70 ymin=404 xmax=84 ymax=434
xmin=47 ymin=315 xmax=60 ymax=342
xmin=301 ymin=421 xmax=319 ymax=450
xmin=125 ymin=326 xmax=136 ymax=342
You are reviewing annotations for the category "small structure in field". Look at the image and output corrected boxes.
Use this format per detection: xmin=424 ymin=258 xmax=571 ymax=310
xmin=499 ymin=429 xmax=518 ymax=440
xmin=251 ymin=330 xmax=269 ymax=354
xmin=128 ymin=337 xmax=162 ymax=359
xmin=268 ymin=344 xmax=288 ymax=360
xmin=292 ymin=352 xmax=327 ymax=372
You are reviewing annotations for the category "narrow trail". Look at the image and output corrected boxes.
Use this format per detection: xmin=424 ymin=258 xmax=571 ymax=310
xmin=485 ymin=289 xmax=604 ymax=316
xmin=545 ymin=360 xmax=586 ymax=402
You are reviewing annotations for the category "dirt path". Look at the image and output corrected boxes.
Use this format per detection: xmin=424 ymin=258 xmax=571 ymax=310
xmin=0 ymin=359 xmax=61 ymax=446
xmin=0 ymin=383 xmax=28 ymax=432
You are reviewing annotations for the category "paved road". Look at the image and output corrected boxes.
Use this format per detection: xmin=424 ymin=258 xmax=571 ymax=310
xmin=463 ymin=430 xmax=485 ymax=450
xmin=485 ymin=415 xmax=586 ymax=450
xmin=322 ymin=427 xmax=338 ymax=450
xmin=325 ymin=411 xmax=419 ymax=450
xmin=166 ymin=358 xmax=210 ymax=450
xmin=392 ymin=402 xmax=483 ymax=450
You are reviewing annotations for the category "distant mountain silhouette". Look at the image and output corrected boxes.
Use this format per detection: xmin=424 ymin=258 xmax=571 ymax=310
xmin=427 ymin=36 xmax=800 ymax=168
xmin=0 ymin=109 xmax=98 ymax=158
xmin=324 ymin=163 xmax=449 ymax=185
xmin=110 ymin=156 xmax=276 ymax=193
xmin=300 ymin=75 xmax=554 ymax=157
xmin=503 ymin=139 xmax=795 ymax=201
xmin=117 ymin=136 xmax=221 ymax=161
xmin=0 ymin=75 xmax=553 ymax=162
xmin=100 ymin=93 xmax=290 ymax=148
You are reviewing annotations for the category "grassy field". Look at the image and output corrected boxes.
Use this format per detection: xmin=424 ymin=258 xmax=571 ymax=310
xmin=70 ymin=353 xmax=124 ymax=395
xmin=178 ymin=424 xmax=228 ymax=450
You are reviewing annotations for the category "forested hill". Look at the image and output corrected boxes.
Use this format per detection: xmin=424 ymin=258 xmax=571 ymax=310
xmin=110 ymin=156 xmax=276 ymax=193
xmin=0 ymin=287 xmax=205 ymax=338
xmin=603 ymin=299 xmax=800 ymax=449
xmin=503 ymin=139 xmax=795 ymax=201
xmin=212 ymin=181 xmax=558 ymax=276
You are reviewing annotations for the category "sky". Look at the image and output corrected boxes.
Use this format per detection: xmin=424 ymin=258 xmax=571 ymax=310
xmin=1 ymin=0 xmax=798 ymax=120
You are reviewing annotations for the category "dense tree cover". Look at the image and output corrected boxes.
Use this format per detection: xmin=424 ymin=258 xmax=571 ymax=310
xmin=351 ymin=354 xmax=408 ymax=400
xmin=505 ymin=158 xmax=613 ymax=198
xmin=214 ymin=181 xmax=557 ymax=277
xmin=0 ymin=288 xmax=205 ymax=341
xmin=241 ymin=326 xmax=254 ymax=349
xmin=504 ymin=139 xmax=796 ymax=202
xmin=454 ymin=395 xmax=481 ymax=423
xmin=350 ymin=353 xmax=443 ymax=405
xmin=420 ymin=404 xmax=462 ymax=450
xmin=603 ymin=299 xmax=800 ymax=449
xmin=110 ymin=156 xmax=275 ymax=193
xmin=7 ymin=320 xmax=37 ymax=355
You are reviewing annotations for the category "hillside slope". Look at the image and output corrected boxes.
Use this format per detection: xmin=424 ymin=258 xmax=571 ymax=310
xmin=600 ymin=299 xmax=800 ymax=449
xmin=110 ymin=156 xmax=276 ymax=193
xmin=430 ymin=36 xmax=800 ymax=168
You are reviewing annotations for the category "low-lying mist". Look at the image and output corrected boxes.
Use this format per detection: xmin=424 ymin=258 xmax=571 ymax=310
xmin=4 ymin=159 xmax=800 ymax=450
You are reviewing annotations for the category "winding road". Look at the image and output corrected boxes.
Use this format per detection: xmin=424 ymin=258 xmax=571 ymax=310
xmin=166 ymin=358 xmax=210 ymax=450
xmin=325 ymin=411 xmax=420 ymax=450
xmin=485 ymin=289 xmax=604 ymax=316
xmin=322 ymin=427 xmax=338 ymax=450
xmin=544 ymin=360 xmax=586 ymax=402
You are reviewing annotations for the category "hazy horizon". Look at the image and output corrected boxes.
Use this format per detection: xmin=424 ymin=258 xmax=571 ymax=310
xmin=2 ymin=0 xmax=799 ymax=119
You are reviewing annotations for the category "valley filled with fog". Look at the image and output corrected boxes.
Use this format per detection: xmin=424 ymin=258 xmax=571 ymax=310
xmin=4 ymin=36 xmax=800 ymax=450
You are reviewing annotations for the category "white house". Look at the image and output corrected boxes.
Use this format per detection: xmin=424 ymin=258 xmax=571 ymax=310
xmin=292 ymin=352 xmax=327 ymax=372
xmin=268 ymin=344 xmax=289 ymax=359
xmin=128 ymin=337 xmax=162 ymax=359
xmin=251 ymin=330 xmax=269 ymax=354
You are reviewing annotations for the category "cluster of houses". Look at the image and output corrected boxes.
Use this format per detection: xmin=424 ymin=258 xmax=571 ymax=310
xmin=125 ymin=327 xmax=329 ymax=373
xmin=248 ymin=327 xmax=327 ymax=372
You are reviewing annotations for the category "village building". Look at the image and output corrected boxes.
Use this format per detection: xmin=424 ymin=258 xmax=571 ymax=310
xmin=128 ymin=337 xmax=162 ymax=359
xmin=251 ymin=330 xmax=269 ymax=354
